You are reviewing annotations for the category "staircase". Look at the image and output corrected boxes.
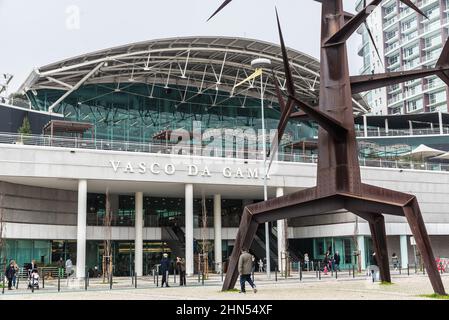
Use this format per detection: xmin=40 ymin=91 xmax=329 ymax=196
xmin=163 ymin=225 xmax=185 ymax=259
xmin=250 ymin=223 xmax=278 ymax=271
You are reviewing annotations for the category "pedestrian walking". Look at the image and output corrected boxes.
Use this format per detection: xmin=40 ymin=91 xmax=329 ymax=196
xmin=176 ymin=257 xmax=186 ymax=286
xmin=238 ymin=248 xmax=257 ymax=294
xmin=304 ymin=253 xmax=310 ymax=270
xmin=5 ymin=260 xmax=16 ymax=290
xmin=333 ymin=251 xmax=341 ymax=271
xmin=11 ymin=260 xmax=19 ymax=287
xmin=258 ymin=259 xmax=264 ymax=273
xmin=392 ymin=253 xmax=399 ymax=271
xmin=160 ymin=253 xmax=171 ymax=287
xmin=57 ymin=257 xmax=65 ymax=278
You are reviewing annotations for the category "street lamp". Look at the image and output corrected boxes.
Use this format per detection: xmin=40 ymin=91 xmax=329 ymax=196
xmin=251 ymin=58 xmax=272 ymax=278
xmin=232 ymin=58 xmax=272 ymax=278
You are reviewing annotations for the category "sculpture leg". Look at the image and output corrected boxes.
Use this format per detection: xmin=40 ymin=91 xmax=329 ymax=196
xmin=368 ymin=214 xmax=391 ymax=283
xmin=352 ymin=210 xmax=391 ymax=283
xmin=403 ymin=198 xmax=446 ymax=295
xmin=222 ymin=207 xmax=259 ymax=291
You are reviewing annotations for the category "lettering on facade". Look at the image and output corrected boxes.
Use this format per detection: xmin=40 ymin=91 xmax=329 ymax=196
xmin=109 ymin=160 xmax=269 ymax=179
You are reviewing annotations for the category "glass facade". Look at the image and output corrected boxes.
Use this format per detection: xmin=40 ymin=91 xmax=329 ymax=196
xmin=87 ymin=193 xmax=244 ymax=228
xmin=27 ymin=83 xmax=315 ymax=147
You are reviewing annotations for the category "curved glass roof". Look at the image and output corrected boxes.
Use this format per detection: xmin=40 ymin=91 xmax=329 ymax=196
xmin=19 ymin=36 xmax=369 ymax=114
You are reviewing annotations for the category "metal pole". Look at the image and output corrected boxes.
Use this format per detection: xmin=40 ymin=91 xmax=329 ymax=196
xmin=131 ymin=269 xmax=134 ymax=286
xmin=174 ymin=263 xmax=177 ymax=284
xmin=407 ymin=263 xmax=410 ymax=276
xmin=352 ymin=264 xmax=355 ymax=278
xmin=335 ymin=268 xmax=338 ymax=279
xmin=156 ymin=270 xmax=159 ymax=287
xmin=153 ymin=269 xmax=155 ymax=284
xmin=275 ymin=266 xmax=277 ymax=282
xmin=260 ymin=73 xmax=270 ymax=279
xmin=2 ymin=273 xmax=4 ymax=294
xmin=58 ymin=273 xmax=61 ymax=292
xmin=135 ymin=270 xmax=137 ymax=289
xmin=16 ymin=272 xmax=19 ymax=289
xmin=300 ymin=263 xmax=302 ymax=281
xmin=399 ymin=262 xmax=401 ymax=275
xmin=110 ymin=272 xmax=113 ymax=290
xmin=42 ymin=271 xmax=45 ymax=289
xmin=85 ymin=271 xmax=88 ymax=291
xmin=202 ymin=272 xmax=205 ymax=286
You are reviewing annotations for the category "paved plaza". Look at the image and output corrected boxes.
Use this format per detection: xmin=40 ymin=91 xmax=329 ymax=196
xmin=1 ymin=271 xmax=448 ymax=300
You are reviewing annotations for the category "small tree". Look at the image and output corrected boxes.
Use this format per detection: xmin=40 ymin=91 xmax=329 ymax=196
xmin=17 ymin=116 xmax=31 ymax=144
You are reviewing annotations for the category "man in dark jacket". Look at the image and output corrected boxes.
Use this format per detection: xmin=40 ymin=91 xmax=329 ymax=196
xmin=333 ymin=251 xmax=341 ymax=271
xmin=238 ymin=248 xmax=257 ymax=293
xmin=5 ymin=261 xmax=16 ymax=290
xmin=160 ymin=253 xmax=171 ymax=287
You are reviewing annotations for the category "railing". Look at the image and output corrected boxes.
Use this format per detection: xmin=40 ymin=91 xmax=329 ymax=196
xmin=0 ymin=132 xmax=449 ymax=172
xmin=356 ymin=127 xmax=449 ymax=137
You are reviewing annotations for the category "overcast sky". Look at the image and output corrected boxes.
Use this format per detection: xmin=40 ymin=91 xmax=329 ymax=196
xmin=0 ymin=0 xmax=363 ymax=93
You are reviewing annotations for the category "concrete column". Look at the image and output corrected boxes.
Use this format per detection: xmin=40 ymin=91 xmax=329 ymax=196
xmin=134 ymin=192 xmax=143 ymax=276
xmin=185 ymin=184 xmax=194 ymax=276
xmin=357 ymin=235 xmax=366 ymax=270
xmin=276 ymin=187 xmax=286 ymax=274
xmin=363 ymin=115 xmax=368 ymax=137
xmin=76 ymin=179 xmax=87 ymax=279
xmin=213 ymin=194 xmax=222 ymax=273
xmin=400 ymin=235 xmax=408 ymax=268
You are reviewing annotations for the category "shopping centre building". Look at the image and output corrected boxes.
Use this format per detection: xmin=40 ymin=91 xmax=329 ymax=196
xmin=1 ymin=36 xmax=449 ymax=278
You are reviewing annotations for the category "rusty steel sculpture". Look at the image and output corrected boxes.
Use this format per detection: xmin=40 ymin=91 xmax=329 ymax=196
xmin=208 ymin=0 xmax=448 ymax=295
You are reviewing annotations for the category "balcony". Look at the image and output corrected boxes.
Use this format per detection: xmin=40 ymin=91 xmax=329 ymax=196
xmin=1 ymin=132 xmax=449 ymax=173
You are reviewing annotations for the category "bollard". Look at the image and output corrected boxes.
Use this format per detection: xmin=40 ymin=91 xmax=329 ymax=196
xmin=300 ymin=264 xmax=302 ymax=281
xmin=110 ymin=272 xmax=113 ymax=290
xmin=202 ymin=272 xmax=205 ymax=286
xmin=349 ymin=266 xmax=351 ymax=276
xmin=156 ymin=271 xmax=159 ymax=287
xmin=371 ymin=270 xmax=375 ymax=283
xmin=275 ymin=267 xmax=278 ymax=282
xmin=85 ymin=271 xmax=88 ymax=291
xmin=335 ymin=268 xmax=338 ymax=279
xmin=311 ymin=261 xmax=314 ymax=272
xmin=221 ymin=269 xmax=224 ymax=282
xmin=399 ymin=263 xmax=401 ymax=275
xmin=58 ymin=273 xmax=61 ymax=292
xmin=135 ymin=271 xmax=137 ymax=289
xmin=42 ymin=273 xmax=45 ymax=289
xmin=318 ymin=261 xmax=321 ymax=280
xmin=2 ymin=273 xmax=5 ymax=294
xmin=352 ymin=264 xmax=355 ymax=278
xmin=198 ymin=271 xmax=201 ymax=283
xmin=16 ymin=273 xmax=19 ymax=290
xmin=407 ymin=263 xmax=410 ymax=276
xmin=131 ymin=270 xmax=134 ymax=286
xmin=153 ymin=269 xmax=156 ymax=284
